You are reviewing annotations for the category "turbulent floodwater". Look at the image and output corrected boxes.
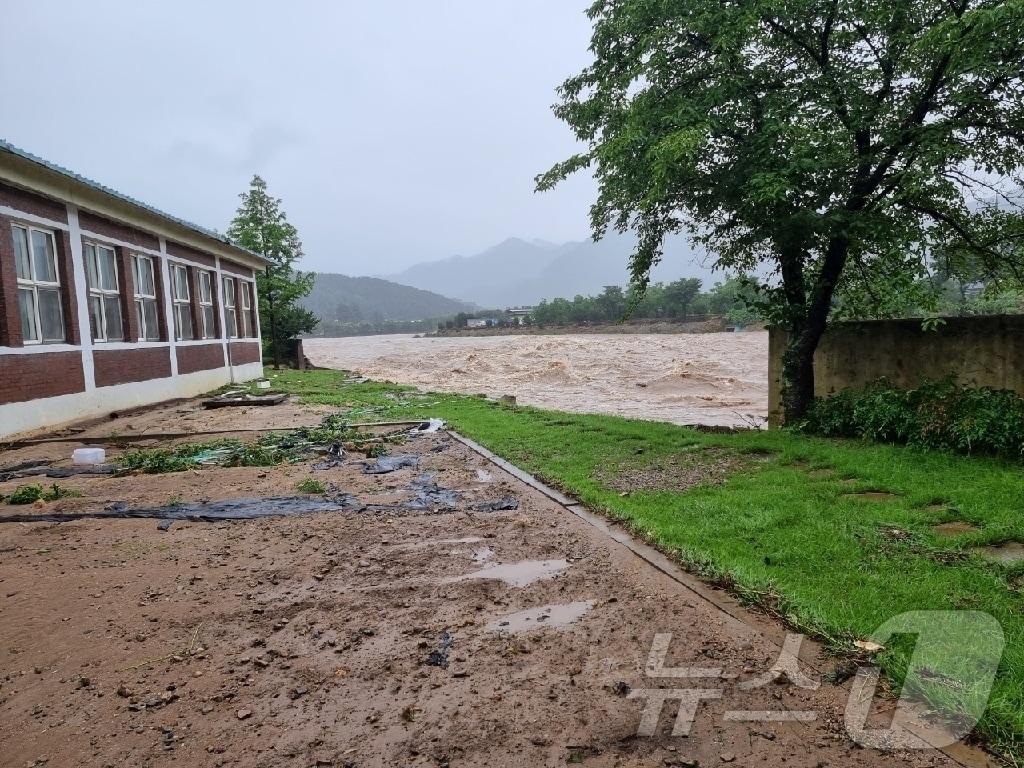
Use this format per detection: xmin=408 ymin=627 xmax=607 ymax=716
xmin=304 ymin=332 xmax=769 ymax=427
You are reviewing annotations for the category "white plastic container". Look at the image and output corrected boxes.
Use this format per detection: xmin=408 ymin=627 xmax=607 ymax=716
xmin=256 ymin=380 xmax=272 ymax=390
xmin=72 ymin=447 xmax=106 ymax=466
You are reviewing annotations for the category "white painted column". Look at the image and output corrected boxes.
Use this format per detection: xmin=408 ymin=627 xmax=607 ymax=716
xmin=213 ymin=256 xmax=232 ymax=380
xmin=65 ymin=204 xmax=95 ymax=391
xmin=157 ymin=237 xmax=178 ymax=377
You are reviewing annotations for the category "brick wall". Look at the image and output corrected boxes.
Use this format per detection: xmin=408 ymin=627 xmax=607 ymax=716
xmin=0 ymin=214 xmax=23 ymax=346
xmin=228 ymin=341 xmax=261 ymax=365
xmin=78 ymin=210 xmax=159 ymax=251
xmin=167 ymin=241 xmax=216 ymax=268
xmin=0 ymin=182 xmax=67 ymax=223
xmin=176 ymin=343 xmax=225 ymax=374
xmin=93 ymin=347 xmax=172 ymax=387
xmin=221 ymin=259 xmax=255 ymax=278
xmin=0 ymin=352 xmax=85 ymax=404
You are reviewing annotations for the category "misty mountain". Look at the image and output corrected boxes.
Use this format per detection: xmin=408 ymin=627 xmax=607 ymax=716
xmin=301 ymin=273 xmax=472 ymax=324
xmin=387 ymin=233 xmax=716 ymax=307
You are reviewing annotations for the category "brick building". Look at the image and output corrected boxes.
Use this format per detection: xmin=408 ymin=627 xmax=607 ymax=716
xmin=0 ymin=141 xmax=268 ymax=438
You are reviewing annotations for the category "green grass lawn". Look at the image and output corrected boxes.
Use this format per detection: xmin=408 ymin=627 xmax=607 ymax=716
xmin=262 ymin=368 xmax=1024 ymax=757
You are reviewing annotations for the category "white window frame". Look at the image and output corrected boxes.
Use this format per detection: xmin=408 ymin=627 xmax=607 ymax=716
xmin=198 ymin=270 xmax=216 ymax=339
xmin=223 ymin=276 xmax=238 ymax=339
xmin=85 ymin=242 xmax=124 ymax=342
xmin=13 ymin=223 xmax=64 ymax=345
xmin=170 ymin=264 xmax=193 ymax=341
xmin=239 ymin=281 xmax=253 ymax=337
xmin=132 ymin=254 xmax=160 ymax=341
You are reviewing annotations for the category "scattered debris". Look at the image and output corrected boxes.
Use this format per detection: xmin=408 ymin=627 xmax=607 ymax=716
xmin=424 ymin=631 xmax=453 ymax=668
xmin=853 ymin=639 xmax=885 ymax=653
xmin=470 ymin=496 xmax=519 ymax=512
xmin=411 ymin=418 xmax=446 ymax=434
xmin=202 ymin=393 xmax=287 ymax=408
xmin=0 ymin=495 xmax=359 ymax=525
xmin=405 ymin=474 xmax=459 ymax=510
xmin=0 ymin=464 xmax=117 ymax=483
xmin=71 ymin=447 xmax=106 ymax=465
xmin=362 ymin=454 xmax=420 ymax=474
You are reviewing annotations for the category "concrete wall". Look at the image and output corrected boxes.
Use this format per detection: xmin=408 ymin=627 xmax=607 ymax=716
xmin=768 ymin=315 xmax=1024 ymax=426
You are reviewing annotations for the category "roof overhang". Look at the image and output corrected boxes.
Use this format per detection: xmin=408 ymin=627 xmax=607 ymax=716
xmin=0 ymin=140 xmax=270 ymax=271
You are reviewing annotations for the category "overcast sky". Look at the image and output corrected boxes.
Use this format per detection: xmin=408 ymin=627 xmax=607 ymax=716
xmin=0 ymin=1 xmax=599 ymax=275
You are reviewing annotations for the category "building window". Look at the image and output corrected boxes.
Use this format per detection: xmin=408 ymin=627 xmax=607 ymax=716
xmin=132 ymin=254 xmax=160 ymax=341
xmin=84 ymin=242 xmax=123 ymax=342
xmin=223 ymin=277 xmax=237 ymax=338
xmin=13 ymin=224 xmax=65 ymax=344
xmin=170 ymin=264 xmax=193 ymax=340
xmin=240 ymin=281 xmax=254 ymax=337
xmin=198 ymin=270 xmax=216 ymax=339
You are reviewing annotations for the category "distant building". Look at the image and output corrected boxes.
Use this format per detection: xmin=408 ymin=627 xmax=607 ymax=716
xmin=506 ymin=307 xmax=534 ymax=325
xmin=0 ymin=141 xmax=269 ymax=438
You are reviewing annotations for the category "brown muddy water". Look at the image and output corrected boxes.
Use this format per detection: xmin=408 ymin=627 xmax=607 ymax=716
xmin=304 ymin=332 xmax=769 ymax=427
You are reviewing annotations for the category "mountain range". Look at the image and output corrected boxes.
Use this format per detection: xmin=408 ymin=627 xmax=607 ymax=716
xmin=386 ymin=232 xmax=715 ymax=308
xmin=301 ymin=273 xmax=472 ymax=324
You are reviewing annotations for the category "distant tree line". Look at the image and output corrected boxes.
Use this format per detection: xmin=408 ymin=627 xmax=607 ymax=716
xmin=531 ymin=277 xmax=762 ymax=327
xmin=312 ymin=317 xmax=442 ymax=337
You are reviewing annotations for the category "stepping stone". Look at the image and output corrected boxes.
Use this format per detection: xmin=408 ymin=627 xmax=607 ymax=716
xmin=970 ymin=541 xmax=1024 ymax=566
xmin=932 ymin=521 xmax=978 ymax=537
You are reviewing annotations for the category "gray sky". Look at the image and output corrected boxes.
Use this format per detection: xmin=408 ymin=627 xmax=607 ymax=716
xmin=0 ymin=1 xmax=598 ymax=275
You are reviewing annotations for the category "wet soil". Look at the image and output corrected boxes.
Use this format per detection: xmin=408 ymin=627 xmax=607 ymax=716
xmin=0 ymin=397 xmax=986 ymax=767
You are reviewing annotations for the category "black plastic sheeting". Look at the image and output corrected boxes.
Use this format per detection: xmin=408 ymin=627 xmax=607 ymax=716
xmin=405 ymin=474 xmax=460 ymax=510
xmin=362 ymin=454 xmax=420 ymax=474
xmin=0 ymin=463 xmax=117 ymax=483
xmin=0 ymin=495 xmax=359 ymax=526
xmin=469 ymin=497 xmax=519 ymax=512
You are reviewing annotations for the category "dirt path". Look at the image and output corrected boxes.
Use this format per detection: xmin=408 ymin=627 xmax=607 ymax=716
xmin=304 ymin=332 xmax=769 ymax=428
xmin=0 ymin=397 xmax=988 ymax=767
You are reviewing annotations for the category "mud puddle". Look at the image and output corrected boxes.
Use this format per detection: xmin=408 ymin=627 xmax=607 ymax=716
xmin=487 ymin=600 xmax=595 ymax=633
xmin=444 ymin=558 xmax=570 ymax=587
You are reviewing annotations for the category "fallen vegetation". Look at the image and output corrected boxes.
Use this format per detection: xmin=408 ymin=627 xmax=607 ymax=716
xmin=263 ymin=368 xmax=1024 ymax=756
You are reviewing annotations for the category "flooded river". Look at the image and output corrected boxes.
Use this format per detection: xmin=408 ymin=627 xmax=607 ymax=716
xmin=304 ymin=332 xmax=769 ymax=427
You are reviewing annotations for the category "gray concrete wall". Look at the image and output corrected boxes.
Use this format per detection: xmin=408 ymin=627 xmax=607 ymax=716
xmin=768 ymin=315 xmax=1024 ymax=426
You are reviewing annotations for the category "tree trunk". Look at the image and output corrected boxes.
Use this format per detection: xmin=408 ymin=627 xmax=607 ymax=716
xmin=266 ymin=266 xmax=281 ymax=370
xmin=779 ymin=233 xmax=851 ymax=423
xmin=781 ymin=331 xmax=818 ymax=421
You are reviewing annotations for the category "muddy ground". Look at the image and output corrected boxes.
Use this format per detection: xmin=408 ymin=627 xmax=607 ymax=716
xmin=0 ymin=396 xmax=993 ymax=767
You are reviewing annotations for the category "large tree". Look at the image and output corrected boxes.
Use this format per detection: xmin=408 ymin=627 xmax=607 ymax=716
xmin=539 ymin=0 xmax=1024 ymax=420
xmin=228 ymin=175 xmax=316 ymax=368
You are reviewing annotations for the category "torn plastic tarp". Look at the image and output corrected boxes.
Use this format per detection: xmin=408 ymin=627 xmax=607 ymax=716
xmin=469 ymin=497 xmax=519 ymax=512
xmin=411 ymin=418 xmax=445 ymax=434
xmin=0 ymin=464 xmax=117 ymax=483
xmin=312 ymin=443 xmax=345 ymax=470
xmin=362 ymin=454 xmax=420 ymax=474
xmin=0 ymin=495 xmax=360 ymax=526
xmin=405 ymin=473 xmax=460 ymax=510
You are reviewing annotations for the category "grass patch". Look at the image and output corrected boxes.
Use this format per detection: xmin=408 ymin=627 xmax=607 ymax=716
xmin=296 ymin=478 xmax=327 ymax=494
xmin=3 ymin=483 xmax=82 ymax=504
xmin=262 ymin=368 xmax=1024 ymax=756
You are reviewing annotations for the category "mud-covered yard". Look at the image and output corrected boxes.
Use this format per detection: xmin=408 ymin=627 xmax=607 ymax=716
xmin=0 ymin=397 xmax=987 ymax=767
